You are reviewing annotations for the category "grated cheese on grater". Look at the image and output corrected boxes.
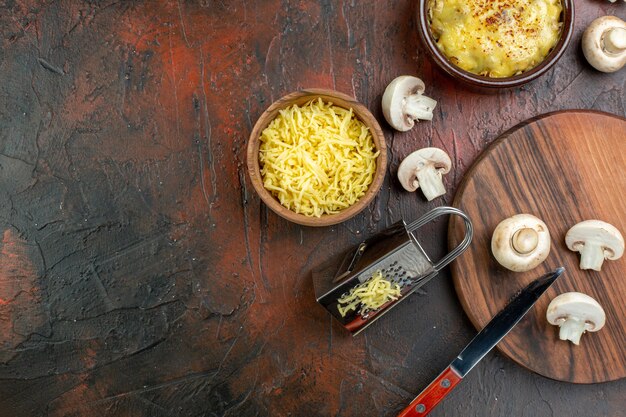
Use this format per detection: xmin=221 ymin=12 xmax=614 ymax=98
xmin=259 ymin=98 xmax=379 ymax=217
xmin=337 ymin=271 xmax=401 ymax=317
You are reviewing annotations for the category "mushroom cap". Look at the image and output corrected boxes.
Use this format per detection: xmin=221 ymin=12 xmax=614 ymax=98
xmin=546 ymin=292 xmax=606 ymax=332
xmin=582 ymin=16 xmax=626 ymax=73
xmin=491 ymin=214 xmax=551 ymax=272
xmin=382 ymin=75 xmax=426 ymax=131
xmin=397 ymin=147 xmax=451 ymax=192
xmin=565 ymin=220 xmax=624 ymax=260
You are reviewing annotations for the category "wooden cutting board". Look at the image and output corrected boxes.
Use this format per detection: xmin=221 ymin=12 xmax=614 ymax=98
xmin=448 ymin=110 xmax=626 ymax=384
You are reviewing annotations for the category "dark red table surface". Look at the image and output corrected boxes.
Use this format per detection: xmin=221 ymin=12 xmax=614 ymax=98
xmin=0 ymin=1 xmax=624 ymax=416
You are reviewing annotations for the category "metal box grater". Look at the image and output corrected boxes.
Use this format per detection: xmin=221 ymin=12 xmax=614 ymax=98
xmin=313 ymin=206 xmax=473 ymax=335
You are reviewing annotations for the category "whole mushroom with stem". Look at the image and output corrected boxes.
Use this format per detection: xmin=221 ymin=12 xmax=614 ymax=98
xmin=491 ymin=214 xmax=551 ymax=272
xmin=397 ymin=147 xmax=451 ymax=201
xmin=582 ymin=15 xmax=626 ymax=73
xmin=565 ymin=220 xmax=624 ymax=271
xmin=382 ymin=76 xmax=437 ymax=132
xmin=546 ymin=292 xmax=606 ymax=345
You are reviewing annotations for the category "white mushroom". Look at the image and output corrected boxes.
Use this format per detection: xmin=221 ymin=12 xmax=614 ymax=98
xmin=491 ymin=214 xmax=551 ymax=272
xmin=546 ymin=292 xmax=606 ymax=345
xmin=565 ymin=220 xmax=624 ymax=271
xmin=397 ymin=148 xmax=451 ymax=201
xmin=582 ymin=16 xmax=626 ymax=73
xmin=381 ymin=76 xmax=437 ymax=132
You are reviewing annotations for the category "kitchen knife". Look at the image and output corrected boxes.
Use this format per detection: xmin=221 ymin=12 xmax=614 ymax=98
xmin=397 ymin=267 xmax=564 ymax=417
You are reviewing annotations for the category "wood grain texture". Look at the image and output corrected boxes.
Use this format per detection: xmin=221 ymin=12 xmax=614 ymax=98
xmin=0 ymin=1 xmax=624 ymax=416
xmin=449 ymin=111 xmax=626 ymax=384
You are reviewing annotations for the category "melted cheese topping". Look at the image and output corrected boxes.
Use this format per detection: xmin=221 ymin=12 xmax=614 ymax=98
xmin=337 ymin=271 xmax=401 ymax=317
xmin=429 ymin=0 xmax=563 ymax=77
xmin=259 ymin=98 xmax=379 ymax=217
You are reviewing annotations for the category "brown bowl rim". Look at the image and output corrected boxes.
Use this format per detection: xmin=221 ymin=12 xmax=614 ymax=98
xmin=417 ymin=0 xmax=575 ymax=88
xmin=246 ymin=89 xmax=387 ymax=227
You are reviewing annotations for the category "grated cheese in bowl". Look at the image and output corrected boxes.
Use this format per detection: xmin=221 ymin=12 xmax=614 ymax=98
xmin=259 ymin=98 xmax=379 ymax=218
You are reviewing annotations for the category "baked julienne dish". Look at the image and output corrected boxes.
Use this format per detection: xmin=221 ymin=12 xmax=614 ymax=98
xmin=428 ymin=0 xmax=564 ymax=78
xmin=259 ymin=99 xmax=379 ymax=217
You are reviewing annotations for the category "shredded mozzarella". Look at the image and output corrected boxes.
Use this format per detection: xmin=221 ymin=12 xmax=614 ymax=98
xmin=337 ymin=271 xmax=402 ymax=317
xmin=259 ymin=98 xmax=379 ymax=217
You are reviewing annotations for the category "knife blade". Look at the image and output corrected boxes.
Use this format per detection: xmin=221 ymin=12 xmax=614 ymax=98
xmin=397 ymin=267 xmax=564 ymax=417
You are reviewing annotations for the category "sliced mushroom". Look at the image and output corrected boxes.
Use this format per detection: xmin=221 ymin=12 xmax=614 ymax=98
xmin=546 ymin=292 xmax=606 ymax=345
xmin=565 ymin=220 xmax=624 ymax=271
xmin=491 ymin=214 xmax=551 ymax=272
xmin=382 ymin=76 xmax=437 ymax=132
xmin=582 ymin=16 xmax=626 ymax=73
xmin=397 ymin=148 xmax=451 ymax=201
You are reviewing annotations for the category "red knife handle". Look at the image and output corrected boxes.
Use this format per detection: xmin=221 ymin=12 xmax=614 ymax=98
xmin=397 ymin=366 xmax=462 ymax=417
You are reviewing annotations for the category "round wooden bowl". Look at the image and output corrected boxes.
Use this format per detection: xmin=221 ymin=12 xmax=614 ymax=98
xmin=246 ymin=89 xmax=387 ymax=227
xmin=417 ymin=0 xmax=574 ymax=88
